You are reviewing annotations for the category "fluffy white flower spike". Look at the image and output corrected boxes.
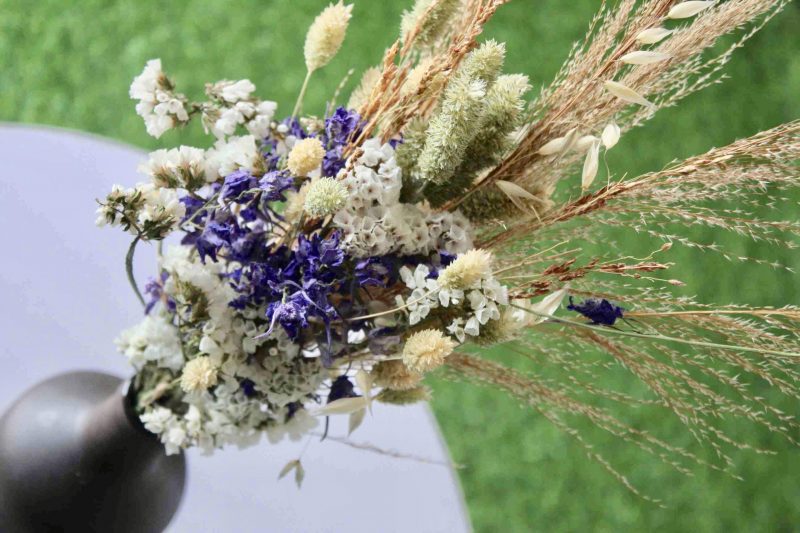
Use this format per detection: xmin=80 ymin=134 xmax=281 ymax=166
xmin=304 ymin=1 xmax=353 ymax=72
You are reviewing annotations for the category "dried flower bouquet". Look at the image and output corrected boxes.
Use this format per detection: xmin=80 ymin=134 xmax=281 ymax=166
xmin=97 ymin=0 xmax=800 ymax=495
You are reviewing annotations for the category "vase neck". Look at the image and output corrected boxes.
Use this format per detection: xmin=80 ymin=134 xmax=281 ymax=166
xmin=80 ymin=381 xmax=155 ymax=456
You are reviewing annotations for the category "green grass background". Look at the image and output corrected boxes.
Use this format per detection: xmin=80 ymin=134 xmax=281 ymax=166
xmin=1 ymin=1 xmax=798 ymax=531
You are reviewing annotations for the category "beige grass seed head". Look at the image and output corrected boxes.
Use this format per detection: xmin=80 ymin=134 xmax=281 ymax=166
xmin=347 ymin=66 xmax=382 ymax=110
xmin=304 ymin=1 xmax=353 ymax=72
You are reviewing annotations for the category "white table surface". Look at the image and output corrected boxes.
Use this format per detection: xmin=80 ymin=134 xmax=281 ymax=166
xmin=0 ymin=124 xmax=471 ymax=533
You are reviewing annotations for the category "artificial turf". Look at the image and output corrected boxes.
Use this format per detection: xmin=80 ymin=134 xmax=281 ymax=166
xmin=2 ymin=1 xmax=798 ymax=530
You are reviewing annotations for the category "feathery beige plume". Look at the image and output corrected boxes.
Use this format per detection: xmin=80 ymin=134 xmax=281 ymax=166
xmin=304 ymin=1 xmax=354 ymax=72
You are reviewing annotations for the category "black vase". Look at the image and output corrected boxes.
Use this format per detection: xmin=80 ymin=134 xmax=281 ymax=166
xmin=0 ymin=371 xmax=186 ymax=532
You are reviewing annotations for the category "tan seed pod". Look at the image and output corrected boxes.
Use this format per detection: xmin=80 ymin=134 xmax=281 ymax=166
xmin=537 ymin=136 xmax=567 ymax=156
xmin=635 ymin=27 xmax=674 ymax=44
xmin=496 ymin=180 xmax=544 ymax=215
xmin=575 ymin=135 xmax=599 ymax=152
xmin=601 ymin=121 xmax=621 ymax=149
xmin=668 ymin=1 xmax=715 ymax=19
xmin=604 ymin=80 xmax=654 ymax=108
xmin=619 ymin=51 xmax=672 ymax=65
xmin=581 ymin=139 xmax=601 ymax=191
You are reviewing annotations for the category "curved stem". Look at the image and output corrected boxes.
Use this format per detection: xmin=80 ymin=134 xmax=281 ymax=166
xmin=126 ymin=235 xmax=145 ymax=308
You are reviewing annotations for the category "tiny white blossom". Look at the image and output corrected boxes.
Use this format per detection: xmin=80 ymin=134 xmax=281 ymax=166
xmin=220 ymin=79 xmax=256 ymax=103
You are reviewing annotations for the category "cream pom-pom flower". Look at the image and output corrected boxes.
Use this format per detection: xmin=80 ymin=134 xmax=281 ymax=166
xmin=304 ymin=177 xmax=348 ymax=218
xmin=304 ymin=1 xmax=353 ymax=72
xmin=402 ymin=329 xmax=457 ymax=372
xmin=287 ymin=138 xmax=326 ymax=176
xmin=437 ymin=248 xmax=493 ymax=290
xmin=180 ymin=356 xmax=219 ymax=393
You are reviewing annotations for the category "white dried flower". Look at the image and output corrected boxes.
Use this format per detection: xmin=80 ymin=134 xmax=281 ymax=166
xmin=245 ymin=100 xmax=278 ymax=138
xmin=205 ymin=135 xmax=261 ymax=181
xmin=402 ymin=329 xmax=456 ymax=372
xmin=115 ymin=315 xmax=183 ymax=371
xmin=140 ymin=146 xmax=207 ymax=190
xmin=137 ymin=184 xmax=186 ymax=239
xmin=304 ymin=177 xmax=348 ymax=218
xmin=180 ymin=356 xmax=219 ymax=393
xmin=304 ymin=1 xmax=354 ymax=72
xmin=219 ymin=79 xmax=256 ymax=103
xmin=438 ymin=249 xmax=493 ymax=290
xmin=129 ymin=59 xmax=189 ymax=139
xmin=287 ymin=137 xmax=325 ymax=176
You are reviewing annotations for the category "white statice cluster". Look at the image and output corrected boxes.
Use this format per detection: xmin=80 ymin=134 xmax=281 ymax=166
xmin=129 ymin=59 xmax=190 ymax=138
xmin=115 ymin=314 xmax=184 ymax=371
xmin=397 ymin=262 xmax=509 ymax=342
xmin=204 ymin=79 xmax=278 ymax=139
xmin=204 ymin=134 xmax=262 ymax=181
xmin=333 ymin=138 xmax=475 ymax=257
xmin=126 ymin=245 xmax=326 ymax=455
xmin=95 ymin=182 xmax=186 ymax=240
xmin=138 ymin=146 xmax=210 ymax=190
xmin=139 ymin=134 xmax=265 ymax=188
xmin=140 ymin=377 xmax=319 ymax=455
